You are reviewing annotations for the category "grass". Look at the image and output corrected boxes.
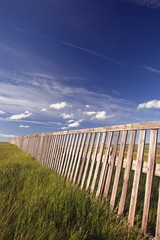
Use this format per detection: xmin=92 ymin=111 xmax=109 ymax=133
xmin=0 ymin=142 xmax=146 ymax=240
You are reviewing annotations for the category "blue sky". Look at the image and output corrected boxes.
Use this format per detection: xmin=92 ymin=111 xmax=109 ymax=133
xmin=0 ymin=0 xmax=160 ymax=141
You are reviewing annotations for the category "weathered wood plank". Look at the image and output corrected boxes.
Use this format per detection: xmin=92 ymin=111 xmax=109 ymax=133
xmin=128 ymin=130 xmax=146 ymax=226
xmin=50 ymin=135 xmax=58 ymax=169
xmin=96 ymin=132 xmax=113 ymax=198
xmin=61 ymin=134 xmax=73 ymax=176
xmin=118 ymin=130 xmax=136 ymax=217
xmin=110 ymin=131 xmax=128 ymax=210
xmin=49 ymin=135 xmax=57 ymax=169
xmin=52 ymin=135 xmax=60 ymax=170
xmin=64 ymin=134 xmax=76 ymax=177
xmin=77 ymin=133 xmax=91 ymax=186
xmin=156 ymin=181 xmax=160 ymax=240
xmin=70 ymin=134 xmax=83 ymax=181
xmin=67 ymin=134 xmax=79 ymax=179
xmin=90 ymin=132 xmax=107 ymax=193
xmin=54 ymin=135 xmax=63 ymax=172
xmin=80 ymin=133 xmax=96 ymax=189
xmin=102 ymin=131 xmax=120 ymax=199
xmin=59 ymin=135 xmax=70 ymax=175
xmin=57 ymin=135 xmax=67 ymax=173
xmin=73 ymin=133 xmax=87 ymax=183
xmin=41 ymin=136 xmax=48 ymax=165
xmin=42 ymin=136 xmax=50 ymax=166
xmin=86 ymin=132 xmax=101 ymax=190
xmin=141 ymin=129 xmax=158 ymax=234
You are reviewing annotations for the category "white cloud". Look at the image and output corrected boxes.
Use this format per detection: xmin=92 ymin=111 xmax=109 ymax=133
xmin=138 ymin=100 xmax=160 ymax=109
xmin=93 ymin=111 xmax=108 ymax=120
xmin=86 ymin=105 xmax=90 ymax=108
xmin=41 ymin=108 xmax=47 ymax=112
xmin=19 ymin=125 xmax=29 ymax=128
xmin=49 ymin=102 xmax=67 ymax=110
xmin=0 ymin=110 xmax=5 ymax=114
xmin=67 ymin=119 xmax=75 ymax=123
xmin=125 ymin=0 xmax=160 ymax=9
xmin=0 ymin=133 xmax=17 ymax=138
xmin=84 ymin=110 xmax=114 ymax=120
xmin=83 ymin=111 xmax=96 ymax=116
xmin=61 ymin=126 xmax=69 ymax=130
xmin=61 ymin=113 xmax=74 ymax=119
xmin=67 ymin=119 xmax=84 ymax=128
xmin=68 ymin=121 xmax=80 ymax=128
xmin=9 ymin=111 xmax=32 ymax=120
xmin=0 ymin=69 xmax=138 ymax=128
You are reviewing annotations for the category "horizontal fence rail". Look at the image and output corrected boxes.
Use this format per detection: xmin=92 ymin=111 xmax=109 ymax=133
xmin=11 ymin=121 xmax=160 ymax=239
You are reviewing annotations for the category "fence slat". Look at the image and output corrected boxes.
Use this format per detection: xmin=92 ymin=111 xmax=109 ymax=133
xmin=80 ymin=133 xmax=96 ymax=189
xmin=77 ymin=133 xmax=91 ymax=186
xmin=61 ymin=134 xmax=73 ymax=176
xmin=128 ymin=130 xmax=146 ymax=226
xmin=90 ymin=132 xmax=106 ymax=193
xmin=156 ymin=181 xmax=160 ymax=240
xmin=48 ymin=135 xmax=56 ymax=169
xmin=59 ymin=135 xmax=70 ymax=175
xmin=67 ymin=134 xmax=79 ymax=179
xmin=118 ymin=130 xmax=136 ymax=217
xmin=70 ymin=134 xmax=83 ymax=181
xmin=141 ymin=129 xmax=158 ymax=234
xmin=55 ymin=135 xmax=63 ymax=172
xmin=86 ymin=132 xmax=101 ymax=190
xmin=64 ymin=134 xmax=76 ymax=177
xmin=103 ymin=131 xmax=120 ymax=199
xmin=50 ymin=135 xmax=58 ymax=170
xmin=73 ymin=133 xmax=87 ymax=183
xmin=52 ymin=135 xmax=60 ymax=170
xmin=57 ymin=135 xmax=67 ymax=173
xmin=110 ymin=131 xmax=127 ymax=210
xmin=96 ymin=132 xmax=113 ymax=198
xmin=45 ymin=135 xmax=52 ymax=167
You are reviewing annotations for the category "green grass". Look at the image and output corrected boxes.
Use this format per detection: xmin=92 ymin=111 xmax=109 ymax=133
xmin=0 ymin=142 xmax=146 ymax=240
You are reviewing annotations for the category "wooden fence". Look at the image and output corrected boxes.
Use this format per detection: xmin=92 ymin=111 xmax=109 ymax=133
xmin=11 ymin=121 xmax=160 ymax=239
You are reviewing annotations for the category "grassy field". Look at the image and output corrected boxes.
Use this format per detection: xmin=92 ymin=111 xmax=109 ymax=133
xmin=0 ymin=142 xmax=147 ymax=240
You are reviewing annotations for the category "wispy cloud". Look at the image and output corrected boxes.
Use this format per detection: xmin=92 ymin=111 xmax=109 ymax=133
xmin=58 ymin=40 xmax=125 ymax=66
xmin=143 ymin=66 xmax=160 ymax=74
xmin=0 ymin=133 xmax=17 ymax=138
xmin=19 ymin=125 xmax=29 ymax=128
xmin=13 ymin=27 xmax=125 ymax=66
xmin=125 ymin=0 xmax=160 ymax=9
xmin=0 ymin=68 xmax=139 ymax=129
xmin=8 ymin=111 xmax=32 ymax=120
xmin=138 ymin=100 xmax=160 ymax=109
xmin=0 ymin=118 xmax=61 ymax=127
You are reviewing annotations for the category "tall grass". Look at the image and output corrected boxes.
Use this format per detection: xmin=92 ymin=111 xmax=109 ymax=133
xmin=0 ymin=142 xmax=146 ymax=240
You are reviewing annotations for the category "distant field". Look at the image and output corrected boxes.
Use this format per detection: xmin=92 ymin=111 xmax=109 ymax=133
xmin=0 ymin=142 xmax=145 ymax=240
xmin=87 ymin=144 xmax=160 ymax=162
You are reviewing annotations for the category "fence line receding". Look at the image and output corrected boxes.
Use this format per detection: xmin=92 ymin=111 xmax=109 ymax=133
xmin=11 ymin=121 xmax=160 ymax=239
